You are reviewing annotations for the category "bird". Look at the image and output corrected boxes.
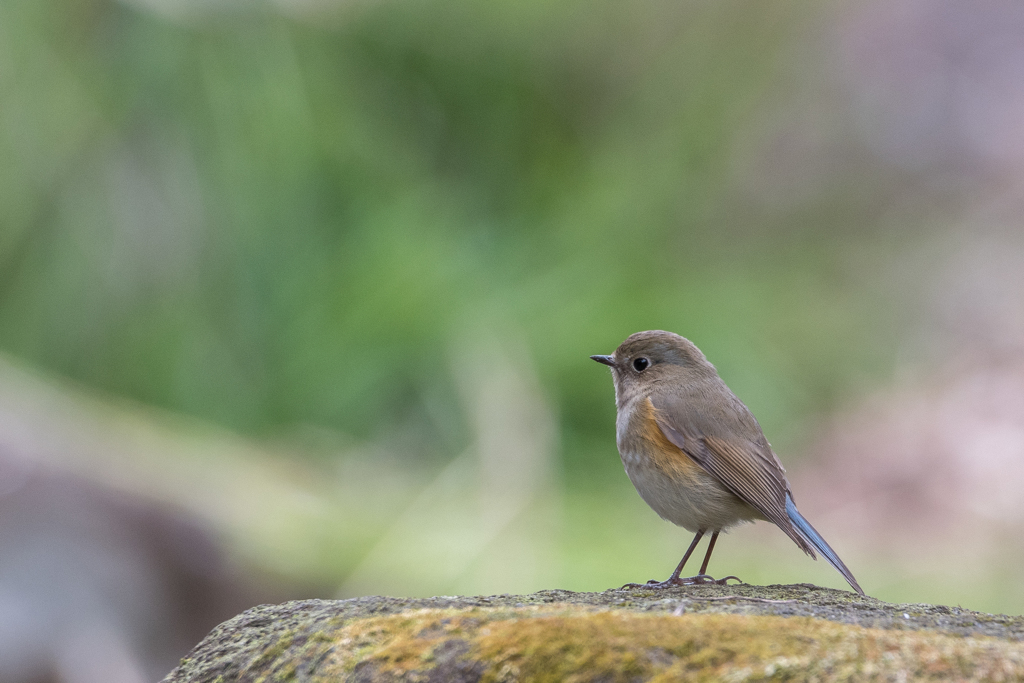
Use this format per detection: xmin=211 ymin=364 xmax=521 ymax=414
xmin=591 ymin=330 xmax=864 ymax=595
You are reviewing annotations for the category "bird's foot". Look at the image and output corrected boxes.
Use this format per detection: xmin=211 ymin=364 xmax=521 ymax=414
xmin=684 ymin=573 xmax=742 ymax=586
xmin=621 ymin=574 xmax=741 ymax=589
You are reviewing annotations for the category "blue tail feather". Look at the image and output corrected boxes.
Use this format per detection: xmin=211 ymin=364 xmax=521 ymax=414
xmin=785 ymin=494 xmax=864 ymax=595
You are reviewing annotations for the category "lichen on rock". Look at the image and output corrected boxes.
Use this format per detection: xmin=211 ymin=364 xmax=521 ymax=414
xmin=163 ymin=584 xmax=1024 ymax=682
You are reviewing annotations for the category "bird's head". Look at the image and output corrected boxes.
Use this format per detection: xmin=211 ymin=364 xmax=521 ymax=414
xmin=591 ymin=330 xmax=715 ymax=405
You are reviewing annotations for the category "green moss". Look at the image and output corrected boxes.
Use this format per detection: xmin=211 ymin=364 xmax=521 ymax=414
xmin=162 ymin=587 xmax=1024 ymax=682
xmin=249 ymin=632 xmax=295 ymax=673
xmin=299 ymin=607 xmax=1024 ymax=682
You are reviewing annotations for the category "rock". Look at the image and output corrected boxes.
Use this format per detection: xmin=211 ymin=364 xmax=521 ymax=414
xmin=163 ymin=583 xmax=1024 ymax=682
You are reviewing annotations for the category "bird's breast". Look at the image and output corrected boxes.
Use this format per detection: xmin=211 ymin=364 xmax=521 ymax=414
xmin=615 ymin=396 xmax=757 ymax=532
xmin=616 ymin=397 xmax=700 ymax=477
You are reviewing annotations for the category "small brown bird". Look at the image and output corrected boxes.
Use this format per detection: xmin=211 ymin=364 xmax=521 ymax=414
xmin=592 ymin=330 xmax=863 ymax=594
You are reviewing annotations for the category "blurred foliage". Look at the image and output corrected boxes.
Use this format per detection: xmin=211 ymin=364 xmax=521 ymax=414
xmin=0 ymin=0 xmax=904 ymax=487
xmin=7 ymin=0 xmax=1024 ymax=629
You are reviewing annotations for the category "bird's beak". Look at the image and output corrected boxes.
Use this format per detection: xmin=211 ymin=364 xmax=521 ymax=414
xmin=590 ymin=355 xmax=615 ymax=367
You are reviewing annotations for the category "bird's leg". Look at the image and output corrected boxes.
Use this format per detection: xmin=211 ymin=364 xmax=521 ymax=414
xmin=622 ymin=530 xmax=705 ymax=589
xmin=698 ymin=530 xmax=718 ymax=575
xmin=687 ymin=531 xmax=741 ymax=585
xmin=622 ymin=530 xmax=743 ymax=589
xmin=666 ymin=529 xmax=705 ymax=583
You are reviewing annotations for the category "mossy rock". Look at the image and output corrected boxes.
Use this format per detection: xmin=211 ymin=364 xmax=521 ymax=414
xmin=163 ymin=583 xmax=1024 ymax=682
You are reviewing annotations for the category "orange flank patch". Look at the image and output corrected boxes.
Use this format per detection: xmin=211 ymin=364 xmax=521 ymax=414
xmin=636 ymin=398 xmax=702 ymax=481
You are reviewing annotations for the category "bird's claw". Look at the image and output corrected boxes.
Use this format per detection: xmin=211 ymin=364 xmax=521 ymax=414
xmin=621 ymin=574 xmax=742 ymax=590
xmin=690 ymin=574 xmax=741 ymax=586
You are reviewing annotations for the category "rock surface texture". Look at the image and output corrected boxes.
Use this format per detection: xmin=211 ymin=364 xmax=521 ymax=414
xmin=163 ymin=583 xmax=1024 ymax=682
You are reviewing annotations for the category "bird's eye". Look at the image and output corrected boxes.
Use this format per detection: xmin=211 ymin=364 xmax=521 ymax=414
xmin=632 ymin=357 xmax=650 ymax=372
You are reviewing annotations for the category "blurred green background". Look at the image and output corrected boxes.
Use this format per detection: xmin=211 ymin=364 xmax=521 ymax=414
xmin=4 ymin=0 xmax=1024 ymax=676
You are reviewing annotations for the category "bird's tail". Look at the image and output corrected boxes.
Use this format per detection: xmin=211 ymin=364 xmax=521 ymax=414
xmin=785 ymin=494 xmax=864 ymax=595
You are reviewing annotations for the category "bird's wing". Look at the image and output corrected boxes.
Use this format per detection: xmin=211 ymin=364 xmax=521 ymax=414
xmin=649 ymin=395 xmax=815 ymax=557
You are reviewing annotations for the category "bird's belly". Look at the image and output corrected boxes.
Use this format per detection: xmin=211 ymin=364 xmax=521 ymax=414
xmin=620 ymin=448 xmax=759 ymax=532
